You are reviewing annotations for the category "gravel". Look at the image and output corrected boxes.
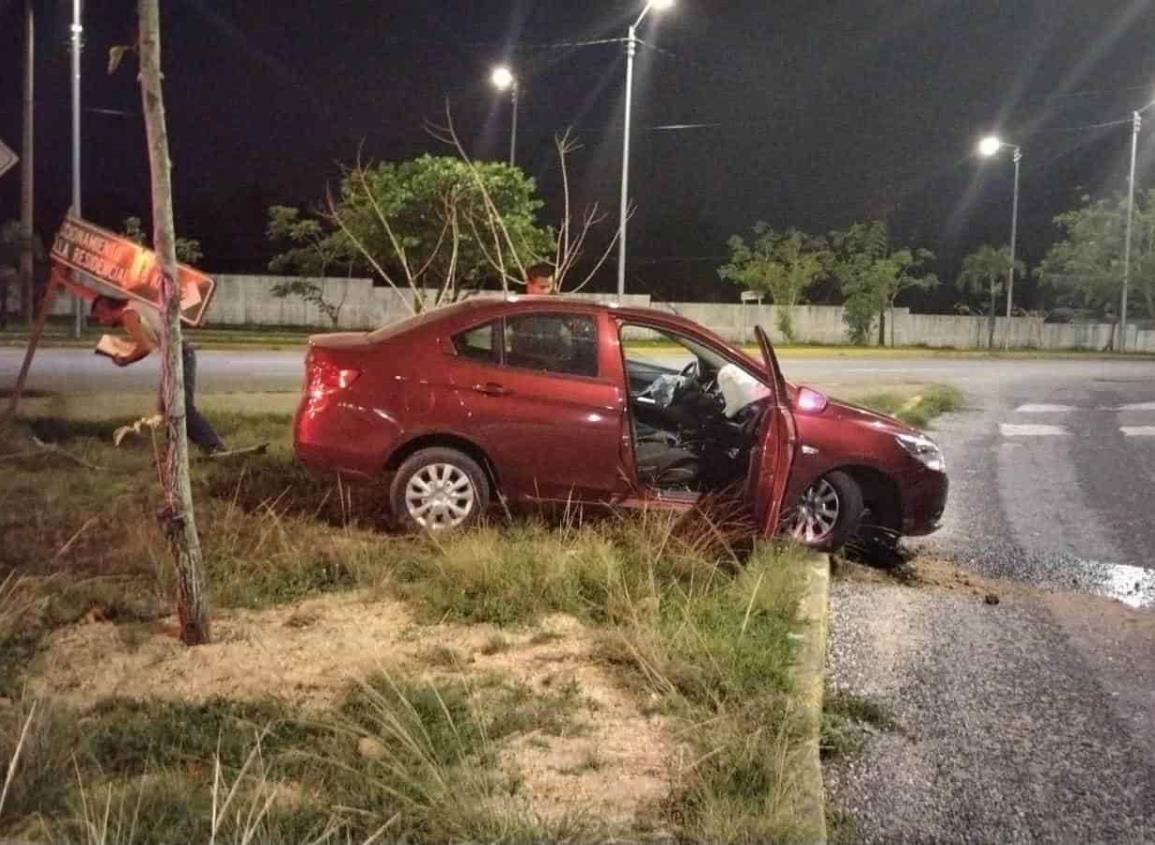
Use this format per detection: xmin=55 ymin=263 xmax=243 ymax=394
xmin=824 ymin=576 xmax=1155 ymax=845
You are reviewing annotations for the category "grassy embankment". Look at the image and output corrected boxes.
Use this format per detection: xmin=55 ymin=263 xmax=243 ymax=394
xmin=0 ymin=411 xmax=819 ymax=843
xmin=848 ymin=384 xmax=965 ymax=430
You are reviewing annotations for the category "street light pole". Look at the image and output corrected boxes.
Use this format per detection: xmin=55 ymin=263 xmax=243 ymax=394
xmin=490 ymin=66 xmax=519 ymax=167
xmin=70 ymin=0 xmax=84 ymax=338
xmin=509 ymin=81 xmax=519 ymax=167
xmin=1121 ymin=111 xmax=1140 ymax=353
xmin=616 ymin=25 xmax=638 ymax=300
xmin=978 ymin=135 xmax=1022 ymax=350
xmin=1005 ymin=146 xmax=1021 ymax=351
xmin=617 ymin=0 xmax=674 ymax=300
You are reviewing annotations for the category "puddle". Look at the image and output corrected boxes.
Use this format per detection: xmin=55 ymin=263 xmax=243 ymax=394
xmin=1086 ymin=561 xmax=1155 ymax=609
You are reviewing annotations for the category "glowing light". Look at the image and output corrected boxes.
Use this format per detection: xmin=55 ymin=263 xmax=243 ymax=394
xmin=490 ymin=66 xmax=515 ymax=91
xmin=978 ymin=136 xmax=1002 ymax=157
xmin=650 ymin=0 xmax=675 ymax=10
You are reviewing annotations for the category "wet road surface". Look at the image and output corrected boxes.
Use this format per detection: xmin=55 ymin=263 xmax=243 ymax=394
xmin=912 ymin=359 xmax=1155 ymax=608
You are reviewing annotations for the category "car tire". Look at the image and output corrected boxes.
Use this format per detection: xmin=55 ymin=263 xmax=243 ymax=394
xmin=389 ymin=447 xmax=490 ymax=532
xmin=786 ymin=470 xmax=864 ymax=551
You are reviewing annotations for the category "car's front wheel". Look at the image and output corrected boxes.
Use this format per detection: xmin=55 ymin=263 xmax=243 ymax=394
xmin=389 ymin=447 xmax=490 ymax=532
xmin=785 ymin=470 xmax=863 ymax=550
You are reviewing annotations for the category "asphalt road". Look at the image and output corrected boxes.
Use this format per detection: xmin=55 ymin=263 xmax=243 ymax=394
xmin=4 ymin=348 xmax=1154 ymax=604
xmin=825 ymin=573 xmax=1155 ymax=844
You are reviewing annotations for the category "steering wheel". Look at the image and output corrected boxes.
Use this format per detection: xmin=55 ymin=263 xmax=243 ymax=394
xmin=678 ymin=358 xmax=721 ymax=405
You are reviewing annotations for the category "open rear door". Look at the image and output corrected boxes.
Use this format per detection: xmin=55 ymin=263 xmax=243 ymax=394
xmin=750 ymin=326 xmax=798 ymax=538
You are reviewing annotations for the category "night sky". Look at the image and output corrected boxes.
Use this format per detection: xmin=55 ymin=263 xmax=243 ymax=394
xmin=3 ymin=0 xmax=1155 ymax=307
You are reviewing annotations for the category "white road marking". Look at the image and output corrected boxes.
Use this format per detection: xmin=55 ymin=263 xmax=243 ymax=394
xmin=1120 ymin=426 xmax=1155 ymax=437
xmin=1118 ymin=401 xmax=1155 ymax=411
xmin=1000 ymin=423 xmax=1069 ymax=436
xmin=1015 ymin=403 xmax=1074 ymax=413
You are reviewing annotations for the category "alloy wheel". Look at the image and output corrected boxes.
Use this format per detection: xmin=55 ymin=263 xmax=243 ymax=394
xmin=789 ymin=478 xmax=840 ymax=544
xmin=405 ymin=463 xmax=476 ymax=529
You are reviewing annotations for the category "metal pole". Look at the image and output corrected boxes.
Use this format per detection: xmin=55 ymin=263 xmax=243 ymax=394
xmin=20 ymin=0 xmax=34 ymax=325
xmin=509 ymin=83 xmax=519 ymax=167
xmin=617 ymin=25 xmax=637 ymax=300
xmin=5 ymin=276 xmax=60 ymax=418
xmin=1121 ymin=111 xmax=1140 ymax=353
xmin=1004 ymin=147 xmax=1021 ymax=351
xmin=70 ymin=0 xmax=83 ymax=338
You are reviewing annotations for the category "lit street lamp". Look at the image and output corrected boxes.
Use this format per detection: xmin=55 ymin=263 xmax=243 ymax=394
xmin=617 ymin=0 xmax=675 ymax=299
xmin=978 ymin=134 xmax=1022 ymax=350
xmin=490 ymin=65 xmax=519 ymax=167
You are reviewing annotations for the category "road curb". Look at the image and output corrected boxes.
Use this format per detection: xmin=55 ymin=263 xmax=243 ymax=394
xmin=792 ymin=551 xmax=831 ymax=844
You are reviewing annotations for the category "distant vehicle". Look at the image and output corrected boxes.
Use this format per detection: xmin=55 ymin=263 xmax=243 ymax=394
xmin=294 ymin=298 xmax=948 ymax=550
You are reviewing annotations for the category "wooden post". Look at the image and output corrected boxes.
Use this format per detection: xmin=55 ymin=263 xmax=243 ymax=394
xmin=138 ymin=0 xmax=211 ymax=645
xmin=4 ymin=275 xmax=59 ymax=418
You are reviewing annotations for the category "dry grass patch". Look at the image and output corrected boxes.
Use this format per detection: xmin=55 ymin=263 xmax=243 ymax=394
xmin=26 ymin=593 xmax=683 ymax=836
xmin=3 ymin=411 xmax=815 ymax=842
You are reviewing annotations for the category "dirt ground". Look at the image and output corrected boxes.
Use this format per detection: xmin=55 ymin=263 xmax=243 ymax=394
xmin=29 ymin=591 xmax=681 ymax=828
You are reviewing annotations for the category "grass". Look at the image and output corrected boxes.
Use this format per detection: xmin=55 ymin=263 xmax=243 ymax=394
xmin=853 ymin=383 xmax=965 ymax=429
xmin=0 ymin=673 xmax=586 ymax=843
xmin=820 ymin=686 xmax=898 ymax=761
xmin=0 ymin=410 xmax=816 ymax=842
xmin=599 ymin=545 xmax=814 ymax=842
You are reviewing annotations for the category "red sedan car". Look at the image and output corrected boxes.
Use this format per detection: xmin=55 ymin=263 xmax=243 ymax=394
xmin=294 ymin=297 xmax=948 ymax=550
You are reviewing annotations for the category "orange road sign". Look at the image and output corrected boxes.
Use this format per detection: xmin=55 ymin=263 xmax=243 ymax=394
xmin=50 ymin=215 xmax=215 ymax=326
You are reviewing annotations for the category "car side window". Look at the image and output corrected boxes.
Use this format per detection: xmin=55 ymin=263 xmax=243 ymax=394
xmin=453 ymin=321 xmax=498 ymax=363
xmin=504 ymin=313 xmax=598 ymax=378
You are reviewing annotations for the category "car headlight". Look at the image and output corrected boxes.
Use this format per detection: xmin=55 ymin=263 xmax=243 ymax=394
xmin=896 ymin=433 xmax=945 ymax=472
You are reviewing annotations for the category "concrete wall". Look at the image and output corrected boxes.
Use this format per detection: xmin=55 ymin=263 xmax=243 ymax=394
xmin=42 ymin=273 xmax=1155 ymax=352
xmin=202 ymin=275 xmax=655 ymax=329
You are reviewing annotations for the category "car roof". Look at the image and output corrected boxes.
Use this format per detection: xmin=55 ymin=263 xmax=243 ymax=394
xmin=405 ymin=295 xmax=706 ymax=333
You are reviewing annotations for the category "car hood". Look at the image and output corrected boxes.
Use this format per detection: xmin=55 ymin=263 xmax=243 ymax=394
xmin=786 ymin=384 xmax=923 ymax=437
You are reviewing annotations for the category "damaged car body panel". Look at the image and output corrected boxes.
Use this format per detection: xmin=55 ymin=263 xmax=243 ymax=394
xmin=294 ymin=297 xmax=949 ymax=546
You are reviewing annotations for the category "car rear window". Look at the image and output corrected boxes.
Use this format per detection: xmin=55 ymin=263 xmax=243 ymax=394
xmin=453 ymin=321 xmax=497 ymax=362
xmin=504 ymin=313 xmax=598 ymax=378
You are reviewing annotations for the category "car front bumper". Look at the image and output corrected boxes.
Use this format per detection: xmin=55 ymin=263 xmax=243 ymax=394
xmin=901 ymin=469 xmax=949 ymax=536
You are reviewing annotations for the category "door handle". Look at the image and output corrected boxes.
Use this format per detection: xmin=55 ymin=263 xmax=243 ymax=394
xmin=472 ymin=382 xmax=511 ymax=397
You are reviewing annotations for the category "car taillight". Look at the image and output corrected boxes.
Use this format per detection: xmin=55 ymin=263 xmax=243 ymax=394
xmin=307 ymin=357 xmax=361 ymax=400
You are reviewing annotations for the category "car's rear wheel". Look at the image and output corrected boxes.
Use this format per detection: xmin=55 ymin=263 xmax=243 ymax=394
xmin=390 ymin=447 xmax=490 ymax=531
xmin=786 ymin=470 xmax=863 ymax=550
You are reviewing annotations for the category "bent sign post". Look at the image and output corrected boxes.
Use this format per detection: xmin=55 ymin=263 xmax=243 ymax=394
xmin=5 ymin=215 xmax=216 ymax=417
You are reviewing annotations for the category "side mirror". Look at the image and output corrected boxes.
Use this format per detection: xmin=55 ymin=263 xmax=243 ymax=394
xmin=795 ymin=387 xmax=828 ymax=414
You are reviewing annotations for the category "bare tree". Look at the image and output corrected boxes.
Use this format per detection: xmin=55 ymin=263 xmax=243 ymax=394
xmin=548 ymin=131 xmax=621 ymax=293
xmin=138 ymin=0 xmax=210 ymax=645
xmin=430 ymin=110 xmax=622 ymax=296
xmin=290 ymin=108 xmax=621 ymax=318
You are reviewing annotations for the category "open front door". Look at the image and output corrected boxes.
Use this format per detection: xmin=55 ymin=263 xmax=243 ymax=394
xmin=750 ymin=326 xmax=798 ymax=538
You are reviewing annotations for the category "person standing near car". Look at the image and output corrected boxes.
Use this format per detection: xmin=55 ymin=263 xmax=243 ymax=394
xmin=90 ymin=294 xmax=227 ymax=455
xmin=525 ymin=262 xmax=556 ymax=295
